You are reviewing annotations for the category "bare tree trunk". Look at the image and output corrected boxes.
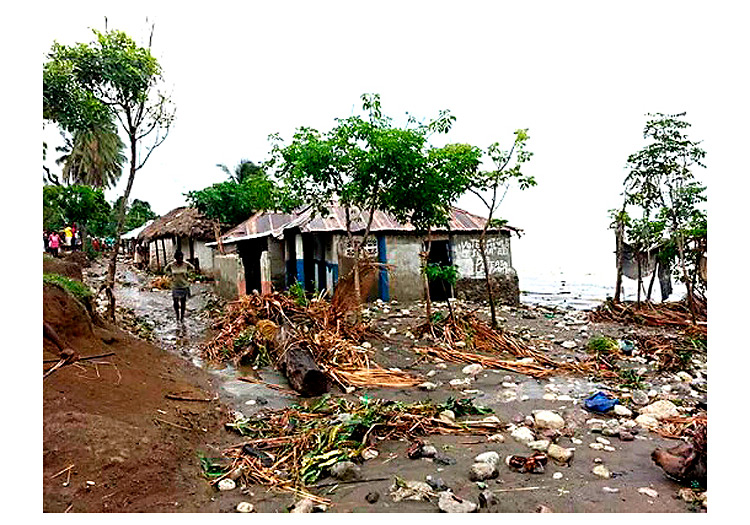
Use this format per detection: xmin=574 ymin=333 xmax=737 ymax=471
xmin=104 ymin=134 xmax=137 ymax=322
xmin=676 ymin=232 xmax=697 ymax=324
xmin=614 ymin=210 xmax=625 ymax=303
xmin=213 ymin=220 xmax=226 ymax=255
xmin=636 ymin=255 xmax=642 ymax=305
xmin=646 ymin=259 xmax=658 ymax=302
xmin=479 ymin=230 xmax=497 ymax=328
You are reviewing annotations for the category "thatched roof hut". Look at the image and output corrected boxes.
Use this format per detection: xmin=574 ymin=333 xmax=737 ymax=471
xmin=138 ymin=207 xmax=214 ymax=242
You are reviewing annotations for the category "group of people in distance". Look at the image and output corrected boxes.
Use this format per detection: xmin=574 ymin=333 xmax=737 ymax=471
xmin=43 ymin=225 xmax=111 ymax=257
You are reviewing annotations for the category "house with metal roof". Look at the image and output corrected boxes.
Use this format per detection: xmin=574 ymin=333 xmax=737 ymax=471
xmin=209 ymin=204 xmax=522 ymax=305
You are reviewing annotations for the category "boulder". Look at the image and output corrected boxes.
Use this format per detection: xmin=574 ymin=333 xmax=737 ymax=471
xmin=511 ymin=426 xmax=535 ymax=444
xmin=547 ymin=444 xmax=574 ymax=464
xmin=534 ymin=410 xmax=566 ymax=430
xmin=639 ymin=400 xmax=679 ymax=420
xmin=474 ymin=451 xmax=501 ymax=469
xmin=469 ymin=462 xmax=498 ymax=481
xmin=613 ymin=405 xmax=633 ymax=418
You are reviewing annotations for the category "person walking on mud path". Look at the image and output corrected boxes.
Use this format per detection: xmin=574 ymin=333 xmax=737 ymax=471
xmin=165 ymin=251 xmax=194 ymax=322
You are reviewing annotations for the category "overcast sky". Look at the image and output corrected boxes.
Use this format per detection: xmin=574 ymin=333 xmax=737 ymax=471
xmin=36 ymin=1 xmax=743 ymax=281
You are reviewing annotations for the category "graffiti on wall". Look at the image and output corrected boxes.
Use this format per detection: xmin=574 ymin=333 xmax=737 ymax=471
xmin=454 ymin=237 xmax=512 ymax=276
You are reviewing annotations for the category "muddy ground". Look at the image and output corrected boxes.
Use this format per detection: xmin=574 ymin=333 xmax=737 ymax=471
xmin=43 ymin=254 xmax=707 ymax=513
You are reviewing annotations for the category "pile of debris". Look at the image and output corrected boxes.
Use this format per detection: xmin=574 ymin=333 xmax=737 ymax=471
xmin=414 ymin=313 xmax=618 ymax=379
xmin=201 ymin=290 xmax=421 ymax=394
xmin=206 ymin=395 xmax=505 ymax=505
xmin=589 ymin=299 xmax=707 ymax=336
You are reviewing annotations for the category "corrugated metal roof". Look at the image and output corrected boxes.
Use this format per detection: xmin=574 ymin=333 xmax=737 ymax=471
xmin=214 ymin=204 xmax=519 ymax=246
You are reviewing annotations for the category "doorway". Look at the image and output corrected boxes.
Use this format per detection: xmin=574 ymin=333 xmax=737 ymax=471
xmin=427 ymin=240 xmax=453 ymax=302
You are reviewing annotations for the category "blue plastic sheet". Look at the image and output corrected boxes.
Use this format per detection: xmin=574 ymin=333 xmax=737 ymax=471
xmin=585 ymin=391 xmax=619 ymax=412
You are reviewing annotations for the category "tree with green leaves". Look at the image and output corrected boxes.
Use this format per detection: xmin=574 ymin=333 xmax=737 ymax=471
xmin=44 ymin=27 xmax=175 ymax=320
xmin=43 ymin=184 xmax=112 ymax=249
xmin=270 ymin=94 xmax=477 ymax=318
xmin=624 ymin=112 xmax=706 ymax=321
xmin=465 ymin=130 xmax=535 ymax=328
xmin=56 ymin=124 xmax=126 ymax=189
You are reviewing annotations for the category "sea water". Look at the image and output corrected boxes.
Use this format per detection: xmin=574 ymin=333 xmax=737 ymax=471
xmin=517 ymin=266 xmax=687 ymax=311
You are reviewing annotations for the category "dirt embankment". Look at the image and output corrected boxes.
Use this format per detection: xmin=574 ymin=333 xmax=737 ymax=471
xmin=43 ymin=271 xmax=233 ymax=512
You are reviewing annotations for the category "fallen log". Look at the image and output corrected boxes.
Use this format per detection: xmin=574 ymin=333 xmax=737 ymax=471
xmin=279 ymin=342 xmax=329 ymax=397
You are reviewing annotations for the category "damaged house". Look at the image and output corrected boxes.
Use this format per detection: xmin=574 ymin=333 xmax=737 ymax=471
xmin=210 ymin=204 xmax=522 ymax=305
xmin=138 ymin=207 xmax=216 ymax=272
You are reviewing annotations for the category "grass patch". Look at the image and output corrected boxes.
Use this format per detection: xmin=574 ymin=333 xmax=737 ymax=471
xmin=587 ymin=335 xmax=619 ymax=354
xmin=43 ymin=273 xmax=92 ymax=302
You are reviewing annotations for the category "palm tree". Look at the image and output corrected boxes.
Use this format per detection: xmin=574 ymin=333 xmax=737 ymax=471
xmin=57 ymin=125 xmax=126 ymax=189
xmin=216 ymin=159 xmax=264 ymax=184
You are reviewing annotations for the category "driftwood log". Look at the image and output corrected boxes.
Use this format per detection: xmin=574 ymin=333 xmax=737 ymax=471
xmin=272 ymin=325 xmax=329 ymax=397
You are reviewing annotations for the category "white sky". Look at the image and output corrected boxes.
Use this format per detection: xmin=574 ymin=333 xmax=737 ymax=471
xmin=35 ymin=0 xmax=744 ymax=281
xmin=2 ymin=0 xmax=747 ymax=519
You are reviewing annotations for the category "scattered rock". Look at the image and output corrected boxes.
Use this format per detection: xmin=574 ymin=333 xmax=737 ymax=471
xmin=552 ymin=472 xmax=563 ymax=480
xmin=592 ymin=465 xmax=611 ymax=479
xmin=535 ymin=410 xmax=566 ymax=430
xmin=362 ymin=448 xmax=379 ymax=460
xmin=418 ymin=381 xmax=438 ymax=391
xmin=425 ymin=476 xmax=449 ymax=492
xmin=218 ymin=478 xmax=236 ymax=491
xmin=488 ymin=433 xmax=505 ymax=443
xmin=236 ymin=502 xmax=255 ymax=513
xmin=289 ymin=499 xmax=316 ymax=513
xmin=589 ymin=443 xmax=604 ymax=450
xmin=536 ymin=504 xmax=554 ymax=513
xmin=420 ymin=445 xmax=439 ymax=458
xmin=618 ymin=431 xmax=635 ymax=442
xmin=390 ymin=480 xmax=435 ymax=502
xmin=631 ymin=390 xmax=649 ymax=405
xmin=676 ymin=371 xmax=693 ymax=382
xmin=449 ymin=378 xmax=471 ymax=387
xmin=462 ymin=364 xmax=483 ymax=375
xmin=469 ymin=462 xmax=498 ymax=481
xmin=511 ymin=426 xmax=535 ymax=444
xmin=596 ymin=437 xmax=611 ymax=445
xmin=634 ymin=414 xmax=660 ymax=431
xmin=528 ymin=439 xmax=551 ymax=452
xmin=639 ymin=400 xmax=679 ymax=420
xmin=638 ymin=487 xmax=659 ymax=498
xmin=438 ymin=491 xmax=478 ymax=513
xmin=330 ymin=461 xmax=361 ymax=481
xmin=433 ymin=454 xmax=456 ymax=466
xmin=602 ymin=487 xmax=619 ymax=493
xmin=678 ymin=488 xmax=697 ymax=503
xmin=438 ymin=410 xmax=456 ymax=423
xmin=561 ymin=340 xmax=577 ymax=349
xmin=366 ymin=491 xmax=380 ymax=504
xmin=547 ymin=444 xmax=574 ymax=464
xmin=474 ymin=451 xmax=501 ymax=469
xmin=613 ymin=405 xmax=633 ymax=417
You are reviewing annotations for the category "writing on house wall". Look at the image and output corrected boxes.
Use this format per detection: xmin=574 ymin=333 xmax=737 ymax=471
xmin=454 ymin=236 xmax=512 ymax=277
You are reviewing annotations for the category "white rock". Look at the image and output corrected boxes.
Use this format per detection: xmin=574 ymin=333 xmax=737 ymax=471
xmin=218 ymin=478 xmax=237 ymax=491
xmin=436 ymin=363 xmax=448 ymax=369
xmin=488 ymin=433 xmax=505 ymax=443
xmin=439 ymin=410 xmax=456 ymax=422
xmin=501 ymin=382 xmax=517 ymax=388
xmin=426 ymin=370 xmax=437 ymax=378
xmin=613 ymin=405 xmax=633 ymax=417
xmin=592 ymin=465 xmax=611 ymax=479
xmin=474 ymin=451 xmax=501 ymax=468
xmin=462 ymin=364 xmax=483 ymax=375
xmin=418 ymin=381 xmax=438 ymax=391
xmin=596 ymin=437 xmax=611 ymax=445
xmin=469 ymin=461 xmax=498 ymax=481
xmin=552 ymin=472 xmax=563 ymax=480
xmin=542 ymin=393 xmax=558 ymax=401
xmin=638 ymin=487 xmax=659 ymax=498
xmin=634 ymin=414 xmax=660 ymax=431
xmin=362 ymin=448 xmax=379 ymax=460
xmin=361 ymin=341 xmax=372 ymax=349
xmin=236 ymin=502 xmax=255 ymax=513
xmin=438 ymin=491 xmax=478 ymax=513
xmin=571 ymin=438 xmax=583 ymax=445
xmin=547 ymin=444 xmax=574 ymax=464
xmin=602 ymin=487 xmax=619 ymax=493
xmin=527 ymin=439 xmax=551 ymax=452
xmin=603 ymin=445 xmax=616 ymax=452
xmin=557 ymin=395 xmax=574 ymax=402
xmin=454 ymin=341 xmax=466 ymax=348
xmin=589 ymin=443 xmax=604 ymax=450
xmin=517 ymin=357 xmax=535 ymax=364
xmin=449 ymin=378 xmax=472 ymax=387
xmin=519 ymin=395 xmax=530 ymax=401
xmin=640 ymin=400 xmax=680 ymax=420
xmin=534 ymin=410 xmax=566 ymax=430
xmin=511 ymin=426 xmax=535 ymax=444
xmin=561 ymin=341 xmax=577 ymax=349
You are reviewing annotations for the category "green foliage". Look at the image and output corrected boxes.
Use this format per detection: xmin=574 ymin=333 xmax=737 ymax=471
xmin=185 ymin=169 xmax=290 ymax=226
xmin=587 ymin=335 xmax=619 ymax=354
xmin=43 ymin=273 xmax=93 ymax=301
xmin=43 ymin=184 xmax=112 ymax=236
xmin=424 ymin=263 xmax=459 ymax=286
xmin=288 ymin=280 xmax=308 ymax=307
xmin=618 ymin=368 xmax=646 ymax=390
xmin=56 ymin=125 xmax=126 ymax=189
xmin=438 ymin=396 xmax=492 ymax=417
xmin=197 ymin=452 xmax=229 ymax=479
xmin=122 ymin=198 xmax=158 ymax=231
